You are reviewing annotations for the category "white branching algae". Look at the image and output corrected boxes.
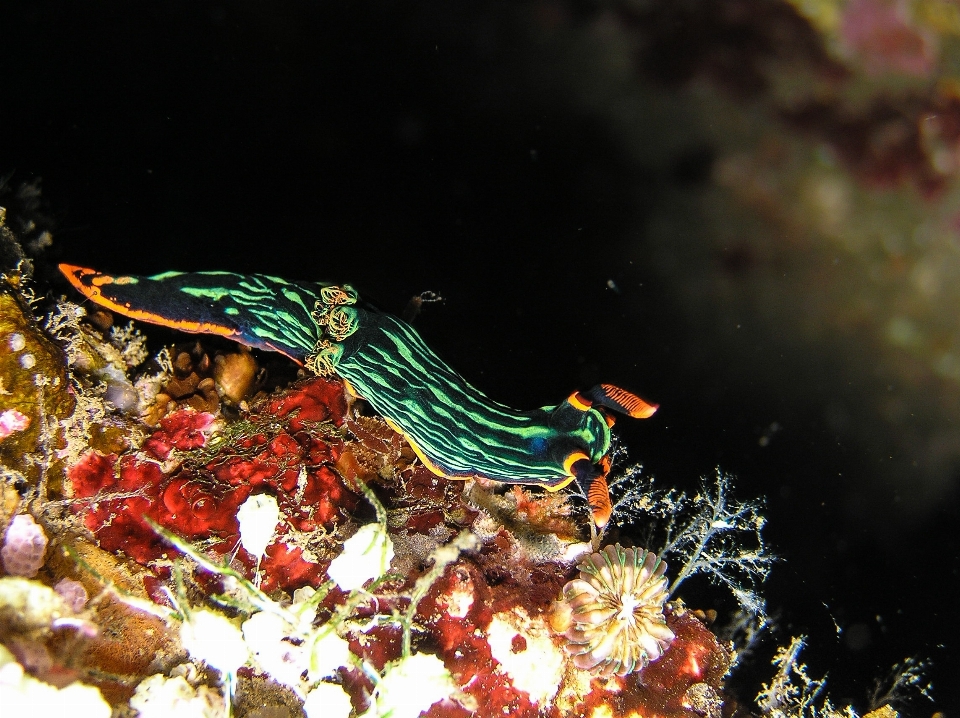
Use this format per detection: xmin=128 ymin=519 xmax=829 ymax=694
xmin=755 ymin=636 xmax=932 ymax=718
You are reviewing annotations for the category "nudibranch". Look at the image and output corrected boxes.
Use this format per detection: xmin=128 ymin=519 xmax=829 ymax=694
xmin=59 ymin=264 xmax=657 ymax=527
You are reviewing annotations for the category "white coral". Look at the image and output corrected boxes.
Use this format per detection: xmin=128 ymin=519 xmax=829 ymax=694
xmin=304 ymin=682 xmax=353 ymax=718
xmin=326 ymin=522 xmax=394 ymax=591
xmin=236 ymin=493 xmax=280 ymax=562
xmin=179 ymin=609 xmax=249 ymax=677
xmin=487 ymin=609 xmax=565 ymax=706
xmin=362 ymin=652 xmax=455 ymax=718
xmin=130 ymin=674 xmax=224 ymax=718
xmin=0 ymin=644 xmax=111 ymax=718
xmin=241 ymin=611 xmax=308 ymax=693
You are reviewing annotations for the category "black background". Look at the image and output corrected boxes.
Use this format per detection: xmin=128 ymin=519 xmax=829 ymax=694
xmin=3 ymin=0 xmax=955 ymax=713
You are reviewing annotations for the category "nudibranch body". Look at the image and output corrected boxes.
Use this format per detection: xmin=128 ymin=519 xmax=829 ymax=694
xmin=59 ymin=264 xmax=657 ymax=527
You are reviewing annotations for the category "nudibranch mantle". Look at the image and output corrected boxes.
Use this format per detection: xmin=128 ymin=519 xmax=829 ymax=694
xmin=59 ymin=264 xmax=657 ymax=527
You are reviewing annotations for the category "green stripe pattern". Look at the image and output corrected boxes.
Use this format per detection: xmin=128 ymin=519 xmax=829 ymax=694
xmin=329 ymin=306 xmax=611 ymax=486
xmin=155 ymin=271 xmax=329 ymax=357
xmin=116 ymin=271 xmax=614 ymax=488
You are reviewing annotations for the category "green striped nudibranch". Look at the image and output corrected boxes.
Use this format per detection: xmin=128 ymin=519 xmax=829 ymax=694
xmin=60 ymin=264 xmax=657 ymax=527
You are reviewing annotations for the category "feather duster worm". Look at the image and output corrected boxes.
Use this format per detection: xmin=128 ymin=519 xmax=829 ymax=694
xmin=561 ymin=544 xmax=674 ymax=676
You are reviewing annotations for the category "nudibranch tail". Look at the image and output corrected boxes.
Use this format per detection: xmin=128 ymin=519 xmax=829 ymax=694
xmin=58 ymin=264 xmax=326 ymax=364
xmin=60 ymin=264 xmax=239 ymax=340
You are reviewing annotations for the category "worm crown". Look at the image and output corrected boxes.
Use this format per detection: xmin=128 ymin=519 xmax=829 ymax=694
xmin=561 ymin=544 xmax=675 ymax=677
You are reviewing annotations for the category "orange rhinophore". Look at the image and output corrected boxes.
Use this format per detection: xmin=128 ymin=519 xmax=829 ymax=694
xmin=597 ymin=383 xmax=659 ymax=419
xmin=587 ymin=473 xmax=613 ymax=529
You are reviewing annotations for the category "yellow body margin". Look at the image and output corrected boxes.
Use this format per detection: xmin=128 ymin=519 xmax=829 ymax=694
xmin=381 ymin=416 xmax=576 ymax=492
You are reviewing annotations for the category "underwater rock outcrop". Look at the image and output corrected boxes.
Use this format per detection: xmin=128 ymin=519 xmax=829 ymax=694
xmin=0 ymin=210 xmax=916 ymax=716
xmin=60 ymin=369 xmax=732 ymax=717
xmin=0 ymin=266 xmax=734 ymax=717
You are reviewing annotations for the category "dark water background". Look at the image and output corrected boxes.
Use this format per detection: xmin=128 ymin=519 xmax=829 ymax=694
xmin=2 ymin=1 xmax=956 ymax=713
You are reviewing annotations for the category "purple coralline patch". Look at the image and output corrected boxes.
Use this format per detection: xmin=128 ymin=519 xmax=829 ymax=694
xmin=1 ymin=514 xmax=48 ymax=577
